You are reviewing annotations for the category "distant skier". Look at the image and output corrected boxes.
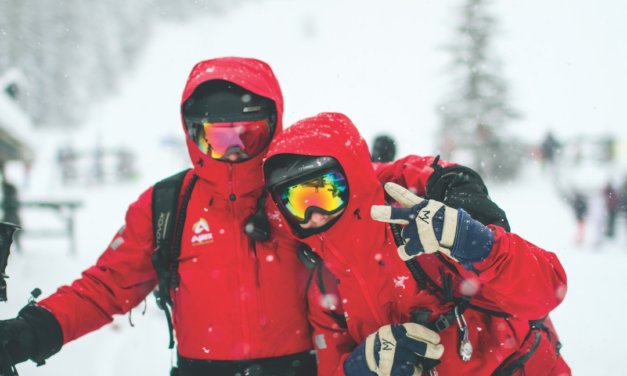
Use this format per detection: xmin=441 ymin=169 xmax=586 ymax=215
xmin=587 ymin=189 xmax=606 ymax=247
xmin=540 ymin=131 xmax=561 ymax=167
xmin=603 ymin=181 xmax=619 ymax=239
xmin=370 ymin=134 xmax=396 ymax=162
xmin=570 ymin=191 xmax=588 ymax=246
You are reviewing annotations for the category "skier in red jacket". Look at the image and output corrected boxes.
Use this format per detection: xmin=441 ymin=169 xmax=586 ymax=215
xmin=263 ymin=112 xmax=571 ymax=375
xmin=0 ymin=57 xmax=319 ymax=375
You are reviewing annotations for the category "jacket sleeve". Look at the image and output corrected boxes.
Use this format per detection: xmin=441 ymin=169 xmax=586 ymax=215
xmin=463 ymin=226 xmax=568 ymax=320
xmin=373 ymin=155 xmax=456 ymax=197
xmin=37 ymin=188 xmax=157 ymax=344
xmin=308 ymin=266 xmax=356 ymax=376
xmin=374 ymin=155 xmax=510 ymax=231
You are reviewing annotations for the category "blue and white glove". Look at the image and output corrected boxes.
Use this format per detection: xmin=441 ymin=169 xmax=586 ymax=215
xmin=344 ymin=323 xmax=444 ymax=376
xmin=371 ymin=182 xmax=494 ymax=264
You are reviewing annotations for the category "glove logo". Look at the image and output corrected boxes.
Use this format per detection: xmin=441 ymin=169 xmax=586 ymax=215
xmin=381 ymin=338 xmax=395 ymax=351
xmin=418 ymin=209 xmax=431 ymax=224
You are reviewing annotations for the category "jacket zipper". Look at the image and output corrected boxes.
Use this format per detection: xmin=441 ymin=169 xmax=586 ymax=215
xmin=229 ymin=165 xmax=251 ymax=357
xmin=319 ymin=233 xmax=387 ymax=327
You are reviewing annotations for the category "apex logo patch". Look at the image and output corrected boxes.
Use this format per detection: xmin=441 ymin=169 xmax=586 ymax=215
xmin=191 ymin=218 xmax=214 ymax=246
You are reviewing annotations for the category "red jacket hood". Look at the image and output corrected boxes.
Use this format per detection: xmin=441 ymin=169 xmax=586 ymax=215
xmin=265 ymin=112 xmax=388 ymax=260
xmin=181 ymin=57 xmax=284 ymax=197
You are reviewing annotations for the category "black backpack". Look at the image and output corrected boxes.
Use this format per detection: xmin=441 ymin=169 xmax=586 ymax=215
xmin=150 ymin=169 xmax=194 ymax=349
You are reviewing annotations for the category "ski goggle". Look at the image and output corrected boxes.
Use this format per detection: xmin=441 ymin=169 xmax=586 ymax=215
xmin=191 ymin=118 xmax=272 ymax=160
xmin=275 ymin=170 xmax=349 ymax=223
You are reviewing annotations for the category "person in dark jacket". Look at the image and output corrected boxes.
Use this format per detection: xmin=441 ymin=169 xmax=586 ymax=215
xmin=371 ymin=134 xmax=396 ymax=162
xmin=263 ymin=112 xmax=570 ymax=376
xmin=570 ymin=190 xmax=588 ymax=246
xmin=603 ymin=182 xmax=619 ymax=239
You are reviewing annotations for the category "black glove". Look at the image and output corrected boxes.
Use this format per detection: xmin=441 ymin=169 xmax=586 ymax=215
xmin=0 ymin=317 xmax=35 ymax=375
xmin=425 ymin=165 xmax=510 ymax=231
xmin=0 ymin=305 xmax=63 ymax=374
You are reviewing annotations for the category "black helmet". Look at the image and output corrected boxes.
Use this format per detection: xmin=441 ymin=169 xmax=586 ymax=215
xmin=182 ymin=80 xmax=276 ymax=123
xmin=371 ymin=135 xmax=396 ymax=162
xmin=264 ymin=154 xmax=340 ymax=191
xmin=264 ymin=154 xmax=348 ymax=238
xmin=183 ymin=80 xmax=277 ymax=162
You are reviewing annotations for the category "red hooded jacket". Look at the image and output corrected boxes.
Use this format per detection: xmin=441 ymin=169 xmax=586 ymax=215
xmin=38 ymin=57 xmax=314 ymax=360
xmin=264 ymin=113 xmax=570 ymax=375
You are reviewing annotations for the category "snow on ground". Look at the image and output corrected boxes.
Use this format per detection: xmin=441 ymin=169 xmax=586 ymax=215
xmin=2 ymin=0 xmax=626 ymax=374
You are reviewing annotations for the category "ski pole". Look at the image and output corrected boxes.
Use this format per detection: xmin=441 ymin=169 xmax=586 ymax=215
xmin=0 ymin=222 xmax=20 ymax=302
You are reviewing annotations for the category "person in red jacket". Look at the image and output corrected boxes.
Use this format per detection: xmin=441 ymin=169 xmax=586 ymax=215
xmin=263 ymin=112 xmax=571 ymax=375
xmin=0 ymin=57 xmax=318 ymax=376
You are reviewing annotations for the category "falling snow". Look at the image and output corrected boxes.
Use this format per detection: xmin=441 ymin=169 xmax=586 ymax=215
xmin=1 ymin=1 xmax=624 ymax=375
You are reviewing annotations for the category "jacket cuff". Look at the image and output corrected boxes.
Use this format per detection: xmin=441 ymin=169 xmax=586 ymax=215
xmin=471 ymin=225 xmax=506 ymax=273
xmin=18 ymin=305 xmax=64 ymax=364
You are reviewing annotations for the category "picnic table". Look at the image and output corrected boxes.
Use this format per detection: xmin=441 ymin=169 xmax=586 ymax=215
xmin=20 ymin=199 xmax=83 ymax=255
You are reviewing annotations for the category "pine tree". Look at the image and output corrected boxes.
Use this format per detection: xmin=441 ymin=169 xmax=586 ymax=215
xmin=437 ymin=0 xmax=523 ymax=181
xmin=0 ymin=0 xmax=223 ymax=128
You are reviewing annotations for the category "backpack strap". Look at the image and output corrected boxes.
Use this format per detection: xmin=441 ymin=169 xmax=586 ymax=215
xmin=297 ymin=243 xmax=322 ymax=270
xmin=314 ymin=264 xmax=347 ymax=329
xmin=151 ymin=168 xmax=192 ymax=349
xmin=390 ymin=222 xmax=510 ymax=319
xmin=297 ymin=244 xmax=346 ymax=329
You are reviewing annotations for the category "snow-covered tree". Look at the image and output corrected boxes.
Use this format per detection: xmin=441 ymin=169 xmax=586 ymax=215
xmin=437 ymin=0 xmax=523 ymax=181
xmin=0 ymin=0 xmax=228 ymax=128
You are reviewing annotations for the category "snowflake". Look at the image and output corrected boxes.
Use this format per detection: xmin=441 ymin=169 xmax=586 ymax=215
xmin=268 ymin=210 xmax=282 ymax=221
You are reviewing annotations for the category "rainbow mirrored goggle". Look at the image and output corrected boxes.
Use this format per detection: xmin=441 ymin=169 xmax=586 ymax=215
xmin=276 ymin=170 xmax=349 ymax=223
xmin=191 ymin=118 xmax=272 ymax=160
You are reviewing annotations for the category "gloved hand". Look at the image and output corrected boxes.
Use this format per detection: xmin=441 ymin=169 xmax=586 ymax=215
xmin=371 ymin=182 xmax=494 ymax=264
xmin=425 ymin=165 xmax=510 ymax=231
xmin=0 ymin=317 xmax=36 ymax=374
xmin=0 ymin=305 xmax=63 ymax=375
xmin=343 ymin=323 xmax=444 ymax=376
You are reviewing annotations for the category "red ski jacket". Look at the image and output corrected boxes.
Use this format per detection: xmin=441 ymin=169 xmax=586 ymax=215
xmin=264 ymin=112 xmax=570 ymax=375
xmin=38 ymin=57 xmax=316 ymax=360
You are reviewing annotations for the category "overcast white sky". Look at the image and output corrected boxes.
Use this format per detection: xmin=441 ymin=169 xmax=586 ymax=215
xmin=493 ymin=0 xmax=627 ymax=141
xmin=113 ymin=0 xmax=627 ymax=159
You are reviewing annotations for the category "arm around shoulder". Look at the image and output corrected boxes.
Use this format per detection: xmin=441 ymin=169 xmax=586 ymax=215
xmin=471 ymin=226 xmax=568 ymax=319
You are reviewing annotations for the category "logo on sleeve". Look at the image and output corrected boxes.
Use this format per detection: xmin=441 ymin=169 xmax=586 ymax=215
xmin=393 ymin=275 xmax=409 ymax=289
xmin=191 ymin=218 xmax=214 ymax=246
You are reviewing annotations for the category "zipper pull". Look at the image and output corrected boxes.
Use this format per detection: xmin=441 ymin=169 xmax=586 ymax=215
xmin=455 ymin=306 xmax=473 ymax=362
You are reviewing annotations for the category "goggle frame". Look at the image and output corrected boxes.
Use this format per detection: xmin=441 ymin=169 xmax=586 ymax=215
xmin=272 ymin=168 xmax=349 ymax=224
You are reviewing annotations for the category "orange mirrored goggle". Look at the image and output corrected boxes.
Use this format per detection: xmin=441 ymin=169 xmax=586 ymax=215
xmin=192 ymin=118 xmax=272 ymax=160
xmin=276 ymin=170 xmax=349 ymax=223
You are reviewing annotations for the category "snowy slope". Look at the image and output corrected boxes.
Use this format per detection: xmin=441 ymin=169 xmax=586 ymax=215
xmin=2 ymin=0 xmax=626 ymax=375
